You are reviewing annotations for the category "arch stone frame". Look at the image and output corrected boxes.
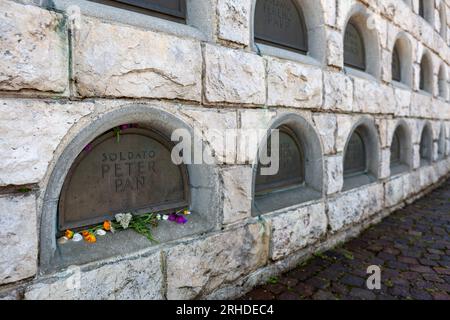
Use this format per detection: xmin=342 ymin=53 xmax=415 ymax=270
xmin=419 ymin=122 xmax=434 ymax=166
xmin=342 ymin=117 xmax=380 ymax=191
xmin=250 ymin=0 xmax=327 ymax=65
xmin=391 ymin=33 xmax=413 ymax=87
xmin=39 ymin=104 xmax=220 ymax=274
xmin=389 ymin=120 xmax=413 ymax=176
xmin=251 ymin=113 xmax=323 ymax=215
xmin=419 ymin=52 xmax=434 ymax=94
xmin=438 ymin=63 xmax=449 ymax=100
xmin=341 ymin=5 xmax=381 ymax=79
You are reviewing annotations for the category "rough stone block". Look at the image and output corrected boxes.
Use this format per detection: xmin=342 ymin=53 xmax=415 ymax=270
xmin=269 ymin=201 xmax=327 ymax=261
xmin=221 ymin=166 xmax=252 ymax=224
xmin=74 ymin=17 xmax=202 ymax=101
xmin=0 ymin=100 xmax=93 ymax=186
xmin=204 ymin=44 xmax=265 ymax=105
xmin=267 ymin=57 xmax=322 ymax=109
xmin=0 ymin=194 xmax=37 ymax=285
xmin=165 ymin=223 xmax=269 ymax=299
xmin=217 ymin=0 xmax=251 ymax=46
xmin=0 ymin=0 xmax=68 ymax=93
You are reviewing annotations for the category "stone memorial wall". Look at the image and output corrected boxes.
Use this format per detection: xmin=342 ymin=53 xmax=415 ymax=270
xmin=0 ymin=0 xmax=450 ymax=300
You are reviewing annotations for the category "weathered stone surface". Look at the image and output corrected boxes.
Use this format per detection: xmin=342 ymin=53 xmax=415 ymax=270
xmin=385 ymin=174 xmax=406 ymax=208
xmin=166 ymin=224 xmax=269 ymax=299
xmin=0 ymin=0 xmax=68 ymax=93
xmin=313 ymin=114 xmax=337 ymax=155
xmin=221 ymin=166 xmax=252 ymax=224
xmin=204 ymin=44 xmax=265 ymax=104
xmin=394 ymin=88 xmax=411 ymax=117
xmin=267 ymin=57 xmax=322 ymax=109
xmin=325 ymin=155 xmax=344 ymax=195
xmin=25 ymin=251 xmax=163 ymax=300
xmin=327 ymin=184 xmax=384 ymax=232
xmin=353 ymin=77 xmax=395 ymax=114
xmin=73 ymin=17 xmax=202 ymax=101
xmin=0 ymin=194 xmax=37 ymax=285
xmin=179 ymin=108 xmax=238 ymax=164
xmin=270 ymin=202 xmax=327 ymax=261
xmin=336 ymin=114 xmax=355 ymax=153
xmin=217 ymin=0 xmax=251 ymax=46
xmin=411 ymin=93 xmax=433 ymax=118
xmin=0 ymin=99 xmax=93 ymax=186
xmin=323 ymin=71 xmax=353 ymax=111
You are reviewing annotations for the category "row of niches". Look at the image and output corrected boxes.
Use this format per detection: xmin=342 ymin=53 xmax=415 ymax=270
xmin=80 ymin=0 xmax=450 ymax=99
xmin=44 ymin=108 xmax=449 ymax=272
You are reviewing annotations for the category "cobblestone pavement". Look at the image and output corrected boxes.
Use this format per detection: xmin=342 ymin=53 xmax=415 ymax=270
xmin=243 ymin=179 xmax=450 ymax=300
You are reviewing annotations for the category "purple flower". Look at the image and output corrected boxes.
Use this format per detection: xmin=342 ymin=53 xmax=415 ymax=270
xmin=120 ymin=124 xmax=131 ymax=131
xmin=84 ymin=143 xmax=93 ymax=153
xmin=176 ymin=215 xmax=188 ymax=224
xmin=168 ymin=214 xmax=178 ymax=222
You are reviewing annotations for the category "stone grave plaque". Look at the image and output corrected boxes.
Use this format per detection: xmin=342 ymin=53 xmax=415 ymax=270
xmin=390 ymin=130 xmax=401 ymax=165
xmin=392 ymin=46 xmax=401 ymax=82
xmin=255 ymin=127 xmax=305 ymax=194
xmin=254 ymin=0 xmax=308 ymax=53
xmin=59 ymin=128 xmax=189 ymax=230
xmin=344 ymin=22 xmax=366 ymax=70
xmin=344 ymin=130 xmax=366 ymax=176
xmin=113 ymin=0 xmax=186 ymax=19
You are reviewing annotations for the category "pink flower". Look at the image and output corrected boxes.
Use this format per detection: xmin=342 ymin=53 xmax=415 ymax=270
xmin=84 ymin=143 xmax=93 ymax=153
xmin=168 ymin=214 xmax=178 ymax=222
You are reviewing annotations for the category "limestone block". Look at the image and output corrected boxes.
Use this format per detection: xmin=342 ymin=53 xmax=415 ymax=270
xmin=312 ymin=113 xmax=337 ymax=155
xmin=353 ymin=77 xmax=395 ymax=114
xmin=204 ymin=44 xmax=265 ymax=105
xmin=336 ymin=114 xmax=355 ymax=153
xmin=25 ymin=251 xmax=163 ymax=300
xmin=0 ymin=99 xmax=93 ymax=186
xmin=323 ymin=71 xmax=353 ymax=111
xmin=73 ymin=17 xmax=202 ymax=101
xmin=394 ymin=87 xmax=411 ymax=117
xmin=269 ymin=202 xmax=327 ymax=261
xmin=0 ymin=0 xmax=68 ymax=93
xmin=166 ymin=223 xmax=269 ymax=299
xmin=324 ymin=155 xmax=344 ymax=195
xmin=327 ymin=183 xmax=384 ymax=232
xmin=221 ymin=166 xmax=252 ymax=225
xmin=179 ymin=109 xmax=238 ymax=164
xmin=385 ymin=174 xmax=406 ymax=208
xmin=267 ymin=57 xmax=322 ymax=109
xmin=0 ymin=194 xmax=37 ymax=285
xmin=217 ymin=0 xmax=251 ymax=46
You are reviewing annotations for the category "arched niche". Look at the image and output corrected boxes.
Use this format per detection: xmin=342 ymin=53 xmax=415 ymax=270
xmin=342 ymin=7 xmax=381 ymax=79
xmin=39 ymin=104 xmax=220 ymax=273
xmin=419 ymin=122 xmax=434 ymax=166
xmin=252 ymin=113 xmax=323 ymax=215
xmin=254 ymin=0 xmax=308 ymax=54
xmin=251 ymin=0 xmax=327 ymax=64
xmin=391 ymin=33 xmax=413 ymax=87
xmin=343 ymin=117 xmax=379 ymax=191
xmin=390 ymin=121 xmax=412 ymax=176
xmin=419 ymin=52 xmax=434 ymax=94
xmin=418 ymin=0 xmax=434 ymax=25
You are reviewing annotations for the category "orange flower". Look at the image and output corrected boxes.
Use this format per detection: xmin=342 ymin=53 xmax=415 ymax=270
xmin=84 ymin=232 xmax=96 ymax=243
xmin=81 ymin=231 xmax=90 ymax=237
xmin=103 ymin=220 xmax=112 ymax=231
xmin=65 ymin=230 xmax=74 ymax=239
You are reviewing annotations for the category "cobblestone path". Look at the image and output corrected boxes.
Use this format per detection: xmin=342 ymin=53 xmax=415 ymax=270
xmin=244 ymin=179 xmax=450 ymax=300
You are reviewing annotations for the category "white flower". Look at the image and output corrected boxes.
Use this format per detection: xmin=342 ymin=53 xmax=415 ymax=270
xmin=115 ymin=213 xmax=133 ymax=229
xmin=95 ymin=229 xmax=106 ymax=236
xmin=162 ymin=215 xmax=169 ymax=221
xmin=72 ymin=233 xmax=83 ymax=242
